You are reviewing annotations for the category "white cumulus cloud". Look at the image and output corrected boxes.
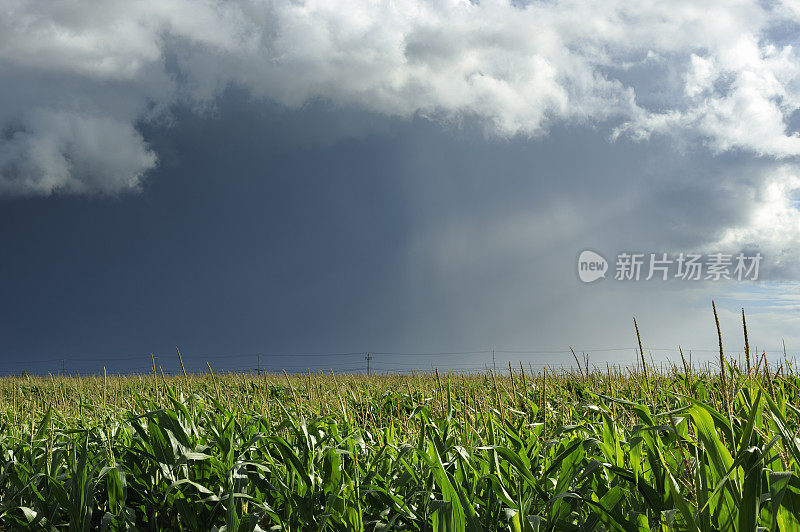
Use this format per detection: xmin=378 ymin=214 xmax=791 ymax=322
xmin=2 ymin=0 xmax=800 ymax=197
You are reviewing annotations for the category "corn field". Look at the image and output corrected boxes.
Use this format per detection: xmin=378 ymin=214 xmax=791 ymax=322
xmin=0 ymin=355 xmax=799 ymax=530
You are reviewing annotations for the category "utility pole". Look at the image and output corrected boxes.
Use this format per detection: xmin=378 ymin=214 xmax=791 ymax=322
xmin=365 ymin=352 xmax=373 ymax=375
xmin=492 ymin=350 xmax=496 ymax=372
xmin=61 ymin=359 xmax=65 ymax=376
xmin=257 ymin=354 xmax=261 ymax=375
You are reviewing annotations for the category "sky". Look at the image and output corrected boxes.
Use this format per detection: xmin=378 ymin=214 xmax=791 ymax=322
xmin=2 ymin=0 xmax=800 ymax=375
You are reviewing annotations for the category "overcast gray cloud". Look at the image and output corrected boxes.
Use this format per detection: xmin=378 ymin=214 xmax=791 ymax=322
xmin=2 ymin=0 xmax=800 ymax=279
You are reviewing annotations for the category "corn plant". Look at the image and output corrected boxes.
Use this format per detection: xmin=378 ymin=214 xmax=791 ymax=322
xmin=0 ymin=357 xmax=799 ymax=530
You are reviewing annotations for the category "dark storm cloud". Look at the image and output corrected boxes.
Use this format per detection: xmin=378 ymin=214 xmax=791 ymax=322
xmin=3 ymin=1 xmax=800 ymax=372
xmin=5 ymin=94 xmax=794 ymax=374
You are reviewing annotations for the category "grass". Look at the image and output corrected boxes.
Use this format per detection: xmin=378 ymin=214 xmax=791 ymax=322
xmin=0 ymin=352 xmax=799 ymax=530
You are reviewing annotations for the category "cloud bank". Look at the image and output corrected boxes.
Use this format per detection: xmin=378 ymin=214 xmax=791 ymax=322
xmin=3 ymin=0 xmax=800 ymax=194
xmin=3 ymin=0 xmax=800 ymax=267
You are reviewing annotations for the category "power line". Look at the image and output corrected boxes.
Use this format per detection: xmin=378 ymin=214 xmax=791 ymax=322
xmin=371 ymin=350 xmax=491 ymax=356
xmin=3 ymin=344 xmax=797 ymax=377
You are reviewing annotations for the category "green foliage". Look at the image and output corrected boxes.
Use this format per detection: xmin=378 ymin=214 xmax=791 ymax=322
xmin=0 ymin=363 xmax=799 ymax=530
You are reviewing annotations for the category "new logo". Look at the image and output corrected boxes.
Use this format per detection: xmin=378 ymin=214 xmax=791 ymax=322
xmin=578 ymin=250 xmax=608 ymax=283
